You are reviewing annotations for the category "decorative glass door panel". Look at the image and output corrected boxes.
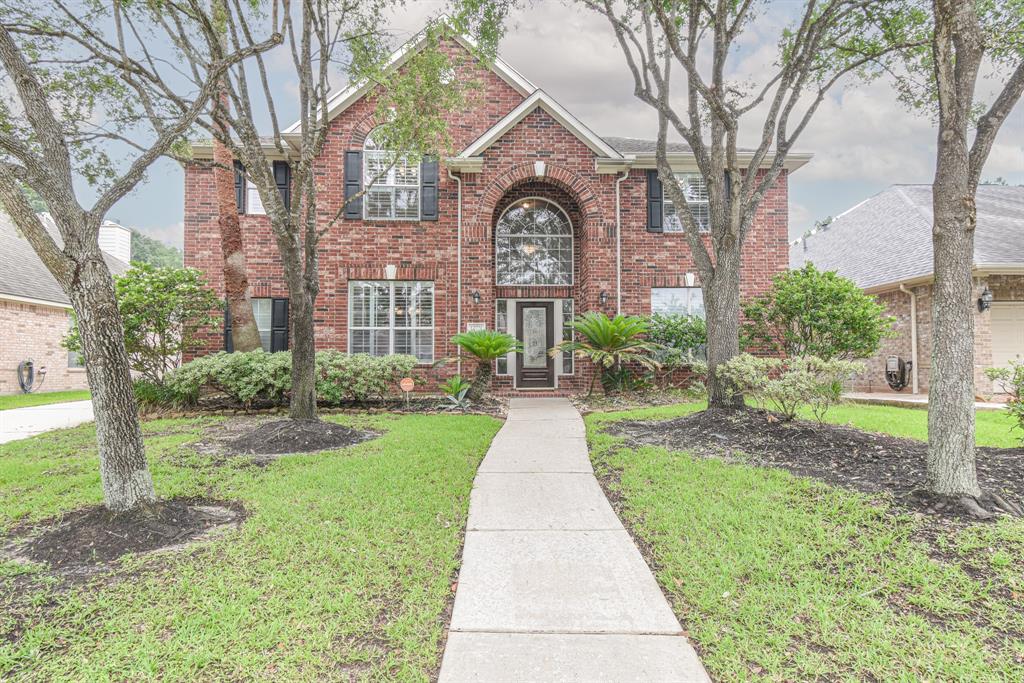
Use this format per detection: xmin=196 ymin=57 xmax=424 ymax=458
xmin=515 ymin=302 xmax=555 ymax=388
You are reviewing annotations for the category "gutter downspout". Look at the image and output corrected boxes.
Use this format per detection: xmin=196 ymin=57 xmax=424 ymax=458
xmin=899 ymin=283 xmax=919 ymax=394
xmin=615 ymin=169 xmax=630 ymax=315
xmin=448 ymin=168 xmax=463 ymax=375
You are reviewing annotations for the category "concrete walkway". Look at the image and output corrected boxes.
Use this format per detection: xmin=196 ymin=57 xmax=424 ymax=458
xmin=439 ymin=398 xmax=709 ymax=683
xmin=843 ymin=392 xmax=1007 ymax=411
xmin=0 ymin=400 xmax=94 ymax=444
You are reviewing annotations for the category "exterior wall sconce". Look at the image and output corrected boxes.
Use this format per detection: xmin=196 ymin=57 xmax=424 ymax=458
xmin=384 ymin=264 xmax=397 ymax=280
xmin=534 ymin=160 xmax=546 ymax=177
xmin=472 ymin=290 xmax=481 ymax=304
xmin=978 ymin=286 xmax=994 ymax=312
xmin=599 ymin=290 xmax=608 ymax=307
xmin=685 ymin=271 xmax=696 ymax=287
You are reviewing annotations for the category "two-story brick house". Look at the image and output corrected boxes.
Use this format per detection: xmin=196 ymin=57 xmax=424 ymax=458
xmin=184 ymin=27 xmax=808 ymax=394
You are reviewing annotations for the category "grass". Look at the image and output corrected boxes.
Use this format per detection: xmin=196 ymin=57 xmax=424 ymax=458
xmin=0 ymin=412 xmax=501 ymax=681
xmin=0 ymin=390 xmax=90 ymax=411
xmin=586 ymin=403 xmax=1024 ymax=681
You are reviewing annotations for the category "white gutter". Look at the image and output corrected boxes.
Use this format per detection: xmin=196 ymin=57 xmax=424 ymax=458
xmin=899 ymin=283 xmax=920 ymax=394
xmin=615 ymin=169 xmax=630 ymax=315
xmin=448 ymin=167 xmax=463 ymax=375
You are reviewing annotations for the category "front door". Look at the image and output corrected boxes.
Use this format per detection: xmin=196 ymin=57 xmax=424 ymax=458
xmin=516 ymin=302 xmax=555 ymax=389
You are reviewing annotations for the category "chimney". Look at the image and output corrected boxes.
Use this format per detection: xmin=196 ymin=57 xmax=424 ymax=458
xmin=98 ymin=221 xmax=132 ymax=263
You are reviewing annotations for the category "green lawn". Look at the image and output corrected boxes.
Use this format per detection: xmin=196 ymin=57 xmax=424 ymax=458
xmin=0 ymin=412 xmax=500 ymax=681
xmin=587 ymin=403 xmax=1024 ymax=681
xmin=0 ymin=390 xmax=90 ymax=411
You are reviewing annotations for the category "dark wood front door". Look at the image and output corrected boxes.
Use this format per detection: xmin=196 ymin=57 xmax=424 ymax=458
xmin=516 ymin=302 xmax=555 ymax=389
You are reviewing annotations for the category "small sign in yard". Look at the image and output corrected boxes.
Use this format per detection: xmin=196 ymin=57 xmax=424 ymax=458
xmin=399 ymin=377 xmax=414 ymax=406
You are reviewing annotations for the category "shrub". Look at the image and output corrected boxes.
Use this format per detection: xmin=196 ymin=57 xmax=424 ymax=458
xmin=65 ymin=263 xmax=221 ymax=384
xmin=716 ymin=353 xmax=865 ymax=421
xmin=440 ymin=375 xmax=472 ymax=410
xmin=164 ymin=351 xmax=417 ymax=408
xmin=647 ymin=313 xmax=707 ymax=387
xmin=451 ymin=330 xmax=521 ymax=401
xmin=741 ymin=263 xmax=894 ymax=360
xmin=986 ymin=360 xmax=1024 ymax=443
xmin=133 ymin=378 xmax=182 ymax=409
xmin=552 ymin=312 xmax=660 ymax=395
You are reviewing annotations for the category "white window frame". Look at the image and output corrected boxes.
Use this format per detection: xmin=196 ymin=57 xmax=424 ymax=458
xmin=348 ymin=281 xmax=434 ymax=363
xmin=663 ymin=173 xmax=709 ymax=233
xmin=245 ymin=181 xmax=266 ymax=215
xmin=251 ymin=298 xmax=273 ymax=351
xmin=362 ymin=128 xmax=421 ymax=221
xmin=495 ymin=299 xmax=510 ymax=375
xmin=651 ymin=287 xmax=705 ymax=318
xmin=495 ymin=197 xmax=574 ymax=287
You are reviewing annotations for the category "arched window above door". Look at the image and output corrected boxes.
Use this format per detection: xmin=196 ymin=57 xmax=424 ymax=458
xmin=495 ymin=198 xmax=573 ymax=286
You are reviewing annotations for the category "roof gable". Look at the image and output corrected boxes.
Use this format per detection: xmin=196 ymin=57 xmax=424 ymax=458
xmin=283 ymin=28 xmax=535 ymax=135
xmin=455 ymin=90 xmax=623 ymax=160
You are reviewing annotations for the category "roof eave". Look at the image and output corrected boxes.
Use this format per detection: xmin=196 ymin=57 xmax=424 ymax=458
xmin=626 ymin=151 xmax=813 ymax=172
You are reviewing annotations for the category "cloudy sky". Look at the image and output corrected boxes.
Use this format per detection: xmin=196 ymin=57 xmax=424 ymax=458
xmin=109 ymin=1 xmax=1024 ymax=248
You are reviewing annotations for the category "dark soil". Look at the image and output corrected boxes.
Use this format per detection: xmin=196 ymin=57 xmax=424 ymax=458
xmin=608 ymin=406 xmax=1024 ymax=522
xmin=11 ymin=497 xmax=244 ymax=574
xmin=226 ymin=418 xmax=375 ymax=456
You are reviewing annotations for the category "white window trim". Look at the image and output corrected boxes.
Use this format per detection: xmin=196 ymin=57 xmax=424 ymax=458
xmin=348 ymin=281 xmax=434 ymax=363
xmin=494 ymin=197 xmax=575 ymax=287
xmin=663 ymin=172 xmax=710 ymax=234
xmin=245 ymin=181 xmax=266 ymax=215
xmin=362 ymin=129 xmax=421 ymax=221
xmin=651 ymin=287 xmax=706 ymax=318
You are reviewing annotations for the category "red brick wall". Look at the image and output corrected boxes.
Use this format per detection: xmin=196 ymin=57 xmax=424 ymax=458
xmin=0 ymin=299 xmax=88 ymax=395
xmin=184 ymin=39 xmax=791 ymax=394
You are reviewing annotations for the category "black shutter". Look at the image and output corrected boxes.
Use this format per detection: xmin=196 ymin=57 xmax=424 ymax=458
xmin=420 ymin=156 xmax=439 ymax=221
xmin=270 ymin=298 xmax=289 ymax=352
xmin=273 ymin=161 xmax=291 ymax=210
xmin=646 ymin=169 xmax=663 ymax=233
xmin=233 ymin=161 xmax=246 ymax=214
xmin=724 ymin=170 xmax=732 ymax=205
xmin=343 ymin=151 xmax=362 ymax=219
xmin=223 ymin=304 xmax=234 ymax=352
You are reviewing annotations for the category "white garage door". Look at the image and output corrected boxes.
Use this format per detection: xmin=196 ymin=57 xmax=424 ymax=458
xmin=991 ymin=302 xmax=1024 ymax=369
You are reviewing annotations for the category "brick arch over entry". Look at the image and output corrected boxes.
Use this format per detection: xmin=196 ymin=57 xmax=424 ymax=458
xmin=478 ymin=163 xmax=600 ymax=225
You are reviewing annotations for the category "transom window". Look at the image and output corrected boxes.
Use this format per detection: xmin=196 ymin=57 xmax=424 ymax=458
xmin=363 ymin=128 xmax=420 ymax=220
xmin=349 ymin=281 xmax=434 ymax=363
xmin=495 ymin=198 xmax=573 ymax=286
xmin=651 ymin=287 xmax=705 ymax=318
xmin=664 ymin=173 xmax=710 ymax=232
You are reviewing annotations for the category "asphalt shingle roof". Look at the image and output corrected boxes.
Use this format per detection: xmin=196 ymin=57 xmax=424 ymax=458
xmin=791 ymin=184 xmax=1024 ymax=290
xmin=0 ymin=212 xmax=129 ymax=306
xmin=601 ymin=136 xmax=693 ymax=155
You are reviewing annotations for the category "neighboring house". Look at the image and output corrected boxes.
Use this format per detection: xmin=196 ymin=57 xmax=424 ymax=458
xmin=184 ymin=26 xmax=808 ymax=393
xmin=0 ymin=213 xmax=130 ymax=395
xmin=792 ymin=184 xmax=1024 ymax=396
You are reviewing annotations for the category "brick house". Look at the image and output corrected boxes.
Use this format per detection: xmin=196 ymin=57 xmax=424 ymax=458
xmin=792 ymin=184 xmax=1024 ymax=397
xmin=184 ymin=28 xmax=806 ymax=394
xmin=0 ymin=213 xmax=130 ymax=395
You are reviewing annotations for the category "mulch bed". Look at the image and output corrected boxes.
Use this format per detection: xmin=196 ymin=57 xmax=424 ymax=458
xmin=607 ymin=406 xmax=1024 ymax=522
xmin=226 ymin=418 xmax=375 ymax=457
xmin=8 ymin=497 xmax=244 ymax=575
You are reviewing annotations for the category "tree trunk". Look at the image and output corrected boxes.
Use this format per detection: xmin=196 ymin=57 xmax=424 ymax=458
xmin=213 ymin=111 xmax=261 ymax=353
xmin=289 ymin=289 xmax=318 ymax=419
xmin=467 ymin=361 xmax=492 ymax=402
xmin=704 ymin=251 xmax=744 ymax=407
xmin=70 ymin=248 xmax=157 ymax=512
xmin=926 ymin=0 xmax=983 ymax=499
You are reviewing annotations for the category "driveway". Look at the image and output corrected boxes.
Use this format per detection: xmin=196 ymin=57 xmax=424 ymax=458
xmin=439 ymin=397 xmax=709 ymax=682
xmin=0 ymin=400 xmax=95 ymax=444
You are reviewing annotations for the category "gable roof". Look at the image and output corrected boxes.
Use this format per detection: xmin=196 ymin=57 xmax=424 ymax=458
xmin=455 ymin=90 xmax=624 ymax=161
xmin=282 ymin=26 xmax=536 ymax=135
xmin=792 ymin=184 xmax=1024 ymax=291
xmin=0 ymin=212 xmax=129 ymax=308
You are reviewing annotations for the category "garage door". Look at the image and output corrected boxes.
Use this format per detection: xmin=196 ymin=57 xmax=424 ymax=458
xmin=991 ymin=302 xmax=1024 ymax=369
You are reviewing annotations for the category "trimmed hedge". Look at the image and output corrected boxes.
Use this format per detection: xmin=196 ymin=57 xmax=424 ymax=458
xmin=163 ymin=350 xmax=418 ymax=407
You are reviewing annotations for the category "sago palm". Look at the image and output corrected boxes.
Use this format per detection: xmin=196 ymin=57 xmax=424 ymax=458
xmin=551 ymin=312 xmax=660 ymax=394
xmin=451 ymin=330 xmax=522 ymax=400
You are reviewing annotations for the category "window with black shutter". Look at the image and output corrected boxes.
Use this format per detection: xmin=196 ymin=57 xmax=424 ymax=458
xmin=223 ymin=304 xmax=234 ymax=352
xmin=270 ymin=298 xmax=289 ymax=352
xmin=420 ymin=156 xmax=439 ymax=221
xmin=233 ymin=161 xmax=246 ymax=214
xmin=646 ymin=169 xmax=663 ymax=233
xmin=343 ymin=151 xmax=362 ymax=219
xmin=273 ymin=160 xmax=291 ymax=210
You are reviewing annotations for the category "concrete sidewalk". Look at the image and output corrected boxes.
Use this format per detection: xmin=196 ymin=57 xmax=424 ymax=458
xmin=0 ymin=400 xmax=94 ymax=444
xmin=439 ymin=398 xmax=709 ymax=683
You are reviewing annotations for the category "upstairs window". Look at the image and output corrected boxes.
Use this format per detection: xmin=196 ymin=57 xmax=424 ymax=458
xmin=664 ymin=173 xmax=710 ymax=232
xmin=363 ymin=128 xmax=420 ymax=220
xmin=495 ymin=198 xmax=573 ymax=286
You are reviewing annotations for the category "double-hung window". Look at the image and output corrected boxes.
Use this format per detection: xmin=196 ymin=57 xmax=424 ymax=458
xmin=663 ymin=173 xmax=710 ymax=232
xmin=363 ymin=129 xmax=420 ymax=220
xmin=349 ymin=281 xmax=434 ymax=363
xmin=651 ymin=287 xmax=705 ymax=318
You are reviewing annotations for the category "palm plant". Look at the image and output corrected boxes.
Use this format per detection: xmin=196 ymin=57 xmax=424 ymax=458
xmin=451 ymin=330 xmax=522 ymax=401
xmin=550 ymin=312 xmax=661 ymax=395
